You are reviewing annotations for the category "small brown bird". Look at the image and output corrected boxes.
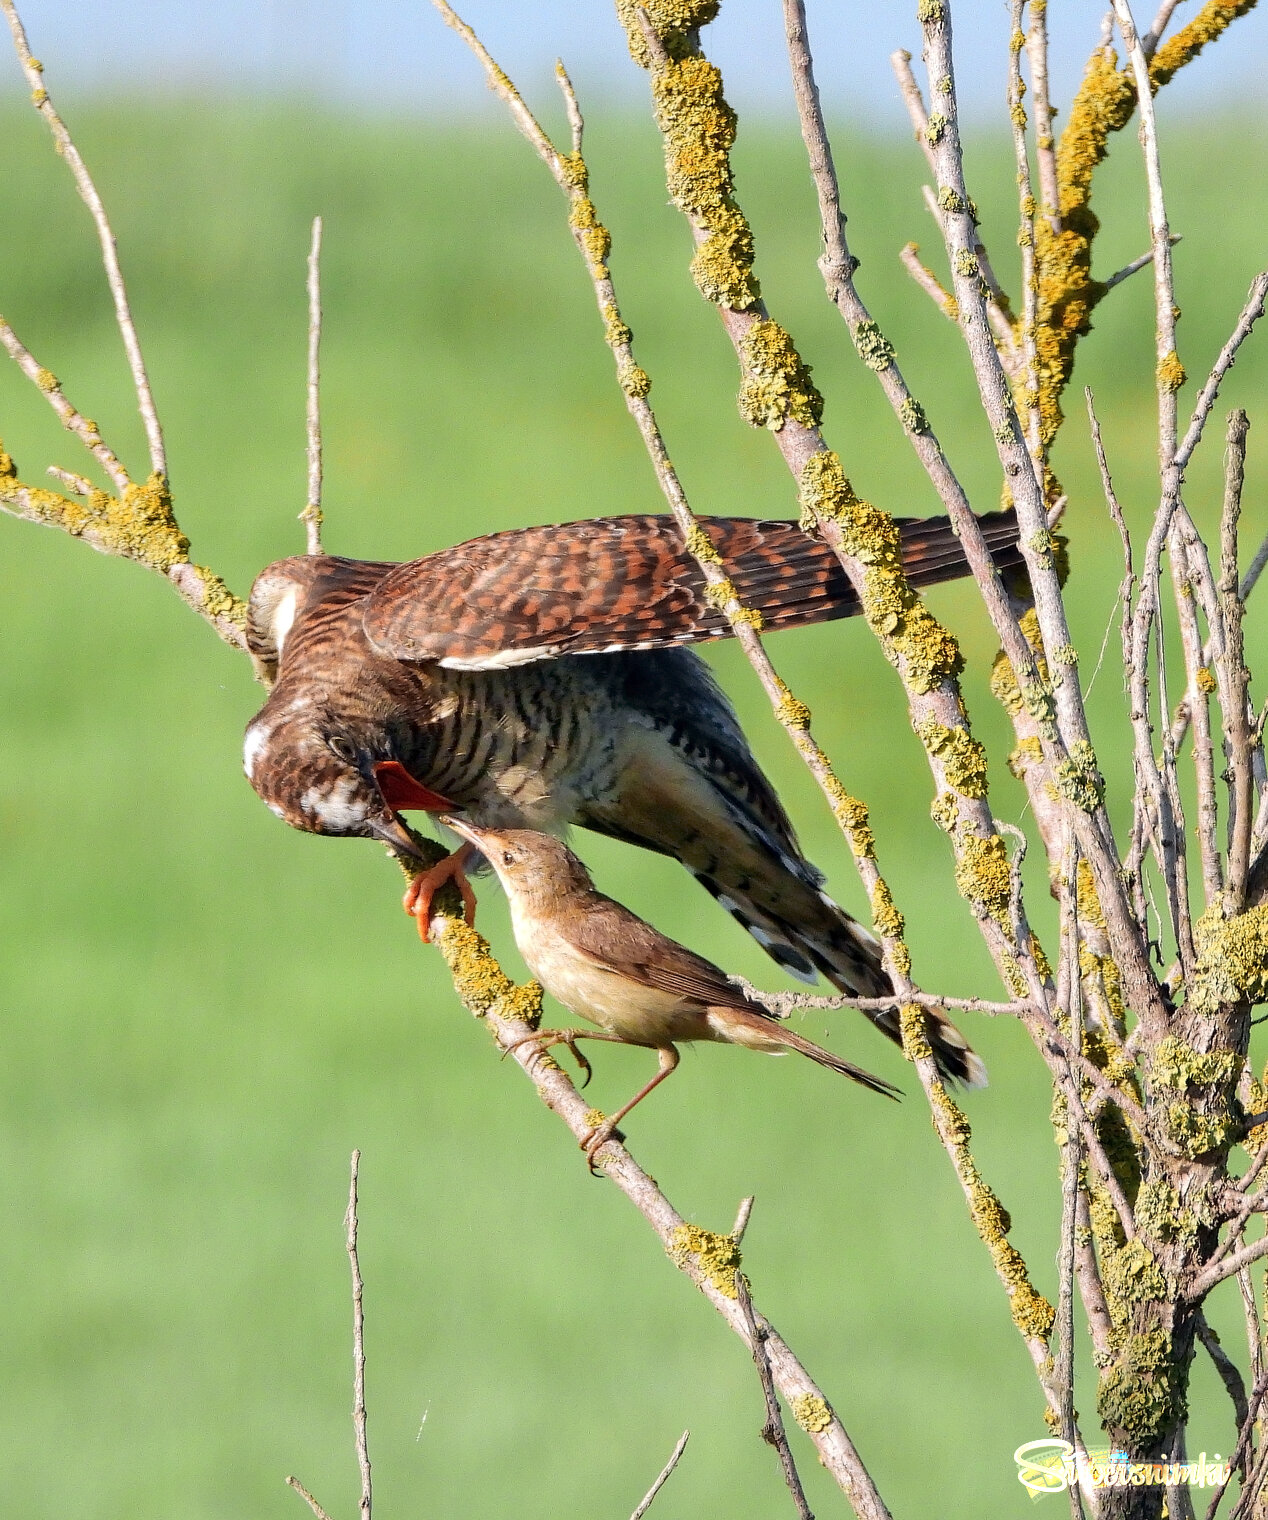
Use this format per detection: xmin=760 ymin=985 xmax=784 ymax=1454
xmin=243 ymin=510 xmax=1010 ymax=1083
xmin=442 ymin=818 xmax=900 ymax=1166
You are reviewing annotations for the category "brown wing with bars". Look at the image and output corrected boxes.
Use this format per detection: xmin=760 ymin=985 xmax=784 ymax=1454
xmin=361 ymin=510 xmax=1022 ymax=669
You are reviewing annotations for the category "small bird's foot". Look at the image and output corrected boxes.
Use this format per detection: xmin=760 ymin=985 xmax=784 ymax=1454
xmin=403 ymin=844 xmax=478 ymax=942
xmin=501 ymin=1028 xmax=594 ymax=1088
xmin=581 ymin=1117 xmax=621 ymax=1174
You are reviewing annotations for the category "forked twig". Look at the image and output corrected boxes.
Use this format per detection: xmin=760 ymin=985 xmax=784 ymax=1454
xmin=735 ymin=1270 xmax=815 ymax=1520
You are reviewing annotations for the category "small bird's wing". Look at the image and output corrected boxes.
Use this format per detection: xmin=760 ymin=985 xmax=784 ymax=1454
xmin=564 ymin=892 xmax=774 ymax=1014
xmin=361 ymin=511 xmax=1022 ymax=669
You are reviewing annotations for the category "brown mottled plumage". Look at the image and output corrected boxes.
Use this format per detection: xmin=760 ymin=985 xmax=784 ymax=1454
xmin=443 ymin=820 xmax=900 ymax=1167
xmin=242 ymin=509 xmax=1011 ymax=1085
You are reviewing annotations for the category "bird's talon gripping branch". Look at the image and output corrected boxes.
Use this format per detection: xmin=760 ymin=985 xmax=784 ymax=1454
xmin=403 ymin=842 xmax=478 ymax=942
xmin=502 ymin=1027 xmax=595 ymax=1087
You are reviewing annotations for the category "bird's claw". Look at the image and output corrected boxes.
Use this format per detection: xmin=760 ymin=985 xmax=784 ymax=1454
xmin=581 ymin=1118 xmax=621 ymax=1175
xmin=403 ymin=849 xmax=478 ymax=942
xmin=500 ymin=1028 xmax=593 ymax=1087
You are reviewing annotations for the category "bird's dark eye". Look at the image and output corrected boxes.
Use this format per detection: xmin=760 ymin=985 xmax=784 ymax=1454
xmin=328 ymin=736 xmax=355 ymax=763
xmin=502 ymin=850 xmax=516 ymax=867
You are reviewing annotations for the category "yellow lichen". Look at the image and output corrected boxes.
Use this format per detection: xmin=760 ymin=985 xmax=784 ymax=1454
xmin=822 ymin=776 xmax=876 ymax=858
xmin=790 ymin=1393 xmax=833 ymax=1434
xmin=736 ymin=317 xmax=822 ymax=431
xmin=667 ymin=1222 xmax=741 ymax=1297
xmin=1187 ymin=904 xmax=1268 ymax=1017
xmin=954 ymin=833 xmax=1012 ymax=923
xmin=190 ymin=564 xmax=247 ymax=627
xmin=1196 ymin=665 xmax=1217 ymax=694
xmin=916 ymin=718 xmax=989 ymax=799
xmin=1008 ymin=735 xmax=1043 ymax=778
xmin=851 ymin=320 xmax=894 ymax=371
xmin=1157 ymin=350 xmax=1186 ymax=393
xmin=771 ymin=677 xmax=811 ymax=731
xmin=799 ymin=451 xmax=963 ymax=695
xmin=927 ymin=1083 xmax=1056 ymax=1342
xmin=1051 ymin=738 xmax=1104 ymax=812
xmin=870 ymin=880 xmax=905 ymax=940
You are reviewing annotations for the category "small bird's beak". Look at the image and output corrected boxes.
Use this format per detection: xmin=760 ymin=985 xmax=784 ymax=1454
xmin=368 ymin=811 xmax=430 ymax=863
xmin=439 ymin=815 xmax=489 ymax=850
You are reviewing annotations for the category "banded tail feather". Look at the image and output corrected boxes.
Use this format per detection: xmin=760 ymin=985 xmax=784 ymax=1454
xmin=691 ymin=866 xmax=988 ymax=1088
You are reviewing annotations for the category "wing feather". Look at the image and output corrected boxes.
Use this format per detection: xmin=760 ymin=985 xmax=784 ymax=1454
xmin=362 ymin=510 xmax=1022 ymax=668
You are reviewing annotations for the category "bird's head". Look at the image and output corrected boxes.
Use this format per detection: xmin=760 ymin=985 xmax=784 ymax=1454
xmin=243 ymin=702 xmax=444 ymax=864
xmin=442 ymin=817 xmax=591 ymax=904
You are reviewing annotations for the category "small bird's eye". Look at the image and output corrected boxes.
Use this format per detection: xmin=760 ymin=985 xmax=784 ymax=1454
xmin=328 ymin=736 xmax=356 ymax=763
xmin=502 ymin=850 xmax=516 ymax=867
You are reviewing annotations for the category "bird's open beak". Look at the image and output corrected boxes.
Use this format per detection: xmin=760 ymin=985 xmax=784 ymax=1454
xmin=368 ymin=811 xmax=430 ymax=863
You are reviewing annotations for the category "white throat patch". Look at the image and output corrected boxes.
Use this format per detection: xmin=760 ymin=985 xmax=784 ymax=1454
xmin=302 ymin=774 xmax=370 ymax=832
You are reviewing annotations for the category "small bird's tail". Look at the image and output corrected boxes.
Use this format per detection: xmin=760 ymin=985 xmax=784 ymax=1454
xmin=705 ymin=1004 xmax=901 ymax=1099
xmin=692 ymin=864 xmax=988 ymax=1089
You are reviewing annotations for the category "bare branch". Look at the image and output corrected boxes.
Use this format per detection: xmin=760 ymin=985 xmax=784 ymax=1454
xmin=285 ymin=1476 xmax=336 ymax=1520
xmin=1176 ymin=274 xmax=1268 ymax=473
xmin=1204 ymin=1371 xmax=1268 ymax=1520
xmin=301 ymin=216 xmax=325 ymax=555
xmin=731 ymin=1195 xmax=755 ymax=1244
xmin=1025 ymin=0 xmax=1061 ymax=237
xmin=898 ymin=241 xmax=957 ymax=319
xmin=1190 ymin=1230 xmax=1268 ymax=1299
xmin=735 ymin=1272 xmax=815 ymax=1520
xmin=346 ymin=1151 xmax=372 ymax=1520
xmin=1221 ymin=411 xmax=1254 ymax=908
xmin=0 ymin=0 xmax=166 ymax=479
xmin=1103 ymin=237 xmax=1180 ymax=292
xmin=1008 ymin=6 xmax=1042 ymax=454
xmin=0 ymin=315 xmax=130 ymax=494
xmin=629 ymin=1431 xmax=690 ymax=1520
xmin=1143 ymin=0 xmax=1188 ymax=56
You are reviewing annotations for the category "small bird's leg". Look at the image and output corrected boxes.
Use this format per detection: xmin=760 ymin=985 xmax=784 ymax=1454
xmin=403 ymin=841 xmax=478 ymax=942
xmin=501 ymin=1027 xmax=630 ymax=1088
xmin=583 ymin=1045 xmax=680 ymax=1171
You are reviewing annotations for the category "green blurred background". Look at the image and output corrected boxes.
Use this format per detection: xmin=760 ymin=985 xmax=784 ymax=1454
xmin=0 ymin=42 xmax=1266 ymax=1520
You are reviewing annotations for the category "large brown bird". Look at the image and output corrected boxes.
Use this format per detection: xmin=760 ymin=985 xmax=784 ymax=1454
xmin=243 ymin=509 xmax=1016 ymax=1085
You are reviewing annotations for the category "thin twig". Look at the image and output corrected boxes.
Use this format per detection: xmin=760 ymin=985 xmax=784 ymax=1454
xmin=1103 ymin=237 xmax=1180 ymax=292
xmin=301 ymin=216 xmax=325 ymax=554
xmin=0 ymin=315 xmax=130 ymax=494
xmin=732 ymin=1195 xmax=755 ymax=1244
xmin=1222 ymin=411 xmax=1254 ymax=908
xmin=45 ymin=465 xmax=93 ymax=497
xmin=285 ymin=1476 xmax=336 ymax=1520
xmin=0 ymin=0 xmax=166 ymax=479
xmin=629 ymin=1430 xmax=690 ymax=1520
xmin=1025 ymin=0 xmax=1061 ymax=237
xmin=346 ymin=1151 xmax=372 ymax=1520
xmin=898 ymin=241 xmax=958 ymax=319
xmin=1008 ymin=5 xmax=1042 ymax=455
xmin=735 ymin=983 xmax=1033 ymax=1018
xmin=1206 ymin=1371 xmax=1268 ymax=1520
xmin=1191 ymin=1230 xmax=1268 ymax=1299
xmin=735 ymin=1272 xmax=815 ymax=1520
xmin=1143 ymin=0 xmax=1188 ymax=55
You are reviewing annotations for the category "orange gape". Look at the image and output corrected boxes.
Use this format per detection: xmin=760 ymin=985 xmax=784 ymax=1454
xmin=371 ymin=760 xmax=454 ymax=814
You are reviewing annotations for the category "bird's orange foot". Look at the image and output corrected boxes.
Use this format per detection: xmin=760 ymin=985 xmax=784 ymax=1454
xmin=501 ymin=1028 xmax=594 ymax=1088
xmin=403 ymin=843 xmax=478 ymax=943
